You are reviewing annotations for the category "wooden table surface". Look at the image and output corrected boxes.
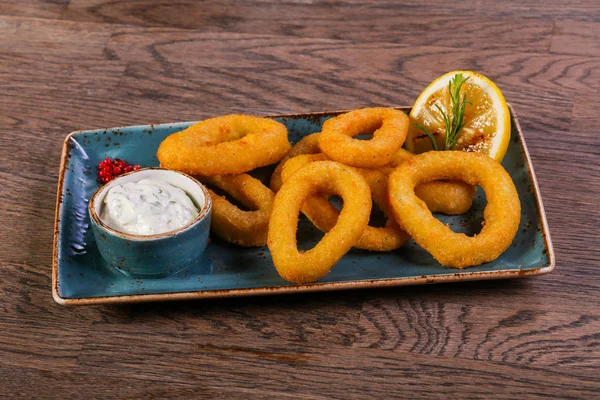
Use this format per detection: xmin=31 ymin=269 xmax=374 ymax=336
xmin=1 ymin=1 xmax=599 ymax=398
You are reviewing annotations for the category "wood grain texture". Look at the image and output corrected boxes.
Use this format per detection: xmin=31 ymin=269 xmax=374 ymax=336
xmin=0 ymin=15 xmax=110 ymax=56
xmin=0 ymin=0 xmax=68 ymax=20
xmin=0 ymin=367 xmax=289 ymax=400
xmin=473 ymin=0 xmax=600 ymax=22
xmin=0 ymin=315 xmax=90 ymax=371
xmin=551 ymin=20 xmax=600 ymax=56
xmin=126 ymin=292 xmax=365 ymax=346
xmin=74 ymin=325 xmax=600 ymax=399
xmin=64 ymin=0 xmax=555 ymax=52
xmin=1 ymin=0 xmax=599 ymax=397
xmin=354 ymin=298 xmax=600 ymax=369
xmin=63 ymin=0 xmax=600 ymax=27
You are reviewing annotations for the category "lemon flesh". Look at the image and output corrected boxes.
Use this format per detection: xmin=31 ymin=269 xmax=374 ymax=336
xmin=407 ymin=71 xmax=510 ymax=162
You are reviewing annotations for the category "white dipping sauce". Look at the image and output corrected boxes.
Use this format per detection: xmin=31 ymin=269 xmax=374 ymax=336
xmin=100 ymin=178 xmax=200 ymax=235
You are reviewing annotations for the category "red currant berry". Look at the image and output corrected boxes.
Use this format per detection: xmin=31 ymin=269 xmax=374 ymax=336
xmin=97 ymin=158 xmax=140 ymax=183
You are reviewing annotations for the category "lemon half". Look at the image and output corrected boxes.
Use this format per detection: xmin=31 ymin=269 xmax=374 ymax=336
xmin=407 ymin=70 xmax=510 ymax=162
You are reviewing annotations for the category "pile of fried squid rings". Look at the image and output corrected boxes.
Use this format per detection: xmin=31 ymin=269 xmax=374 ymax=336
xmin=157 ymin=108 xmax=521 ymax=284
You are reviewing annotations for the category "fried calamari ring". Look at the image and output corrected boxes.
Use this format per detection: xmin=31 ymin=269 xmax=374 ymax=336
xmin=198 ymin=174 xmax=274 ymax=247
xmin=388 ymin=151 xmax=521 ymax=268
xmin=415 ymin=181 xmax=477 ymax=214
xmin=268 ymin=161 xmax=372 ymax=283
xmin=319 ymin=108 xmax=409 ymax=168
xmin=388 ymin=148 xmax=476 ymax=215
xmin=281 ymin=154 xmax=409 ymax=252
xmin=269 ymin=132 xmax=321 ymax=192
xmin=158 ymin=115 xmax=291 ymax=176
xmin=387 ymin=147 xmax=414 ymax=167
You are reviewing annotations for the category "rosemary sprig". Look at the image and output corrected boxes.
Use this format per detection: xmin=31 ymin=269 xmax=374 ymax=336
xmin=414 ymin=73 xmax=471 ymax=150
xmin=413 ymin=124 xmax=438 ymax=151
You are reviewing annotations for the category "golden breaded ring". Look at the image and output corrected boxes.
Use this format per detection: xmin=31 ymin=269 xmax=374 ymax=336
xmin=270 ymin=132 xmax=321 ymax=192
xmin=199 ymin=174 xmax=274 ymax=247
xmin=281 ymin=154 xmax=409 ymax=251
xmin=388 ymin=151 xmax=521 ymax=268
xmin=158 ymin=115 xmax=291 ymax=175
xmin=387 ymin=148 xmax=414 ymax=167
xmin=268 ymin=161 xmax=372 ymax=283
xmin=357 ymin=168 xmax=411 ymax=250
xmin=389 ymin=148 xmax=476 ymax=215
xmin=319 ymin=108 xmax=409 ymax=168
xmin=415 ymin=181 xmax=477 ymax=214
xmin=287 ymin=148 xmax=474 ymax=215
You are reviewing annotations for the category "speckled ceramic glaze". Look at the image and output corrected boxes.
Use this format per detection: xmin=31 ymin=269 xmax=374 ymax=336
xmin=88 ymin=168 xmax=212 ymax=278
xmin=53 ymin=106 xmax=554 ymax=305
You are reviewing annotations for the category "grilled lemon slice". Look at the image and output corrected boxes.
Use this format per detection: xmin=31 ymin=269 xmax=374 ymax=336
xmin=407 ymin=70 xmax=510 ymax=162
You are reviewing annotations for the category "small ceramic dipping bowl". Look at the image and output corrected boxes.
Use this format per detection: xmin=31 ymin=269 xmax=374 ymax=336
xmin=88 ymin=168 xmax=212 ymax=278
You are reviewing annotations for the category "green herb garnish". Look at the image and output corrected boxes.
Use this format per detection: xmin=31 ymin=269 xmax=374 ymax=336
xmin=414 ymin=73 xmax=471 ymax=150
xmin=413 ymin=124 xmax=438 ymax=151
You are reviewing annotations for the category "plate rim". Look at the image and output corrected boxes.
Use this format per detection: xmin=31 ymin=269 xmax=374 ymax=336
xmin=52 ymin=105 xmax=555 ymax=306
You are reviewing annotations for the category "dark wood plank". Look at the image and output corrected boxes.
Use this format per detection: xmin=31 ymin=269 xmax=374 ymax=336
xmin=572 ymin=94 xmax=598 ymax=127
xmin=475 ymin=0 xmax=600 ymax=22
xmin=73 ymin=324 xmax=600 ymax=399
xmin=353 ymin=298 xmax=600 ymax=369
xmin=0 ymin=15 xmax=110 ymax=57
xmin=0 ymin=171 xmax=59 ymax=266
xmin=63 ymin=0 xmax=600 ymax=29
xmin=0 ymin=315 xmax=89 ymax=371
xmin=551 ymin=20 xmax=600 ymax=56
xmin=0 ymin=367 xmax=294 ymax=400
xmin=522 ymin=91 xmax=600 ymax=293
xmin=103 ymin=29 xmax=599 ymax=101
xmin=95 ymin=31 xmax=591 ymax=142
xmin=126 ymin=291 xmax=365 ymax=347
xmin=0 ymin=52 xmax=124 ymax=91
xmin=0 ymin=16 xmax=126 ymax=133
xmin=0 ymin=0 xmax=69 ymax=20
xmin=64 ymin=0 xmax=554 ymax=52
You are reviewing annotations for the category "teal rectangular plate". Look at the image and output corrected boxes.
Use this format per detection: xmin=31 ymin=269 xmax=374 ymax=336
xmin=52 ymin=105 xmax=554 ymax=305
